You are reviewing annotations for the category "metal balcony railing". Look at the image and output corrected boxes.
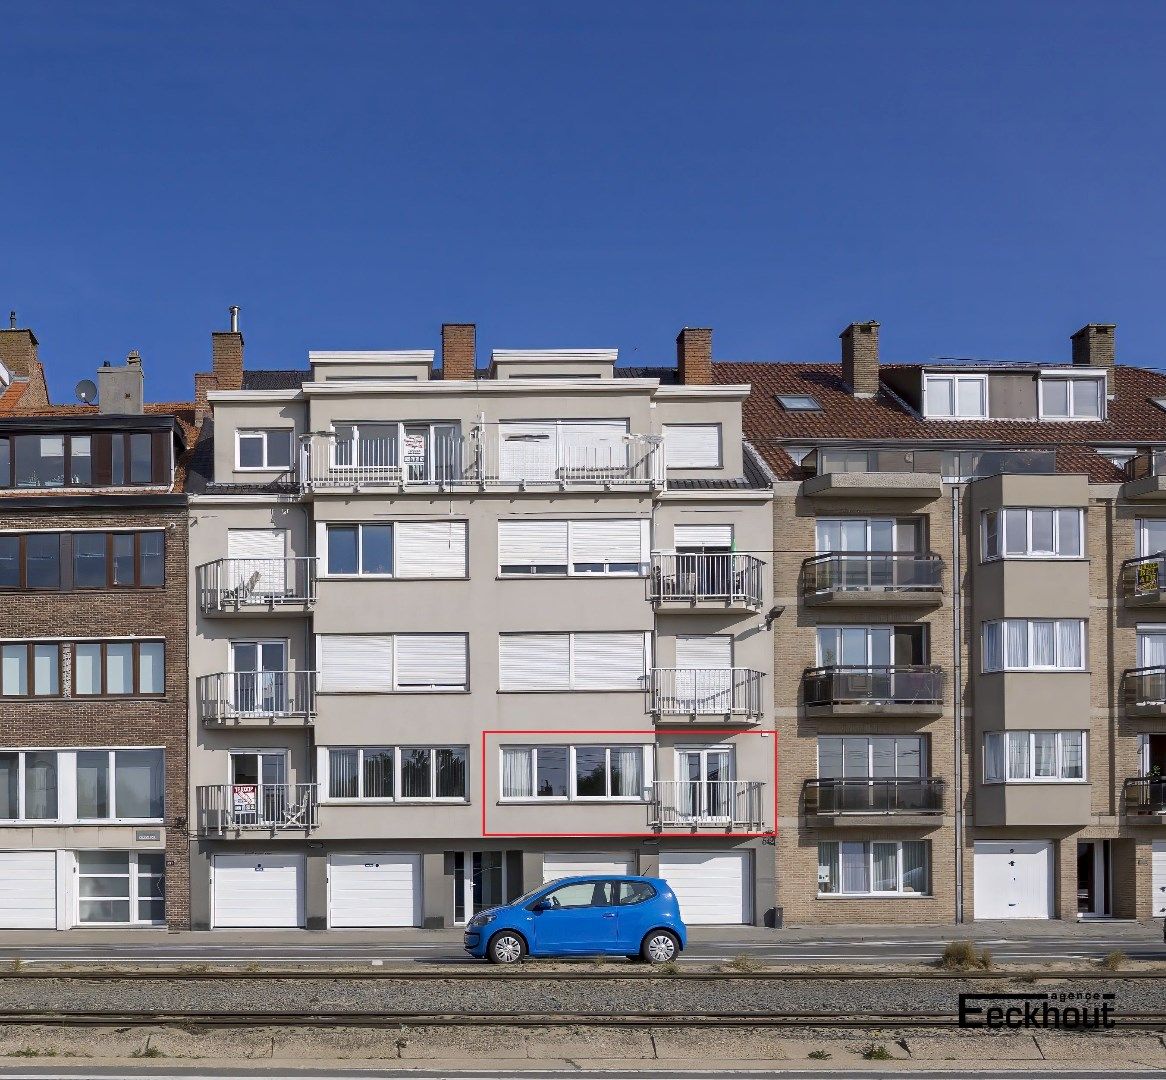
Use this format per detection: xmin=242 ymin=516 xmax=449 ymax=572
xmin=1124 ymin=450 xmax=1166 ymax=481
xmin=649 ymin=553 xmax=765 ymax=607
xmin=807 ymin=446 xmax=1057 ymax=481
xmin=804 ymin=777 xmax=945 ymax=816
xmin=1121 ymin=553 xmax=1166 ymax=601
xmin=1122 ymin=666 xmax=1166 ymax=711
xmin=197 ymin=558 xmax=316 ymax=613
xmin=300 ymin=431 xmax=665 ymax=490
xmin=650 ymin=668 xmax=765 ymax=717
xmin=649 ymin=780 xmax=766 ymax=830
xmin=1122 ymin=777 xmax=1166 ymax=816
xmin=196 ymin=784 xmax=319 ymax=834
xmin=801 ymin=552 xmax=943 ymax=597
xmin=197 ymin=671 xmax=317 ymax=724
xmin=802 ymin=665 xmax=945 ymax=708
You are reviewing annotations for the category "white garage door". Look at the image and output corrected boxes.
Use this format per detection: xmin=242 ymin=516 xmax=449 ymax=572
xmin=543 ymin=852 xmax=634 ymax=882
xmin=328 ymin=854 xmax=421 ymax=928
xmin=659 ymin=851 xmax=751 ymax=924
xmin=0 ymin=852 xmax=56 ymax=929
xmin=1153 ymin=841 xmax=1166 ymax=918
xmin=974 ymin=841 xmax=1053 ymax=920
xmin=213 ymin=854 xmax=304 ymax=928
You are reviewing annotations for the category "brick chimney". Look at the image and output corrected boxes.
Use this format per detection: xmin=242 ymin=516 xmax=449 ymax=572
xmin=676 ymin=327 xmax=712 ymax=385
xmin=0 ymin=312 xmax=51 ymax=408
xmin=1071 ymin=323 xmax=1115 ymax=370
xmin=840 ymin=321 xmax=881 ymax=397
xmin=211 ymin=314 xmax=244 ymax=392
xmin=441 ymin=323 xmax=477 ymax=380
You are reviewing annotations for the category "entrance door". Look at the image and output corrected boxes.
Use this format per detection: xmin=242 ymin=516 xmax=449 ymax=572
xmin=229 ymin=750 xmax=288 ymax=826
xmin=677 ymin=748 xmax=735 ymax=823
xmin=230 ymin=641 xmax=288 ymax=715
xmin=453 ymin=851 xmax=506 ymax=924
xmin=1077 ymin=841 xmax=1111 ymax=918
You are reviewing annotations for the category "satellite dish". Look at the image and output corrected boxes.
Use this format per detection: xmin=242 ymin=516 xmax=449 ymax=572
xmin=75 ymin=379 xmax=98 ymax=404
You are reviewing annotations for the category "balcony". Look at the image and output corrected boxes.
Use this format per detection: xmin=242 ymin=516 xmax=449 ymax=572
xmin=803 ymin=777 xmax=945 ymax=826
xmin=650 ymin=668 xmax=765 ymax=720
xmin=1121 ymin=554 xmax=1166 ymax=607
xmin=197 ymin=558 xmax=316 ymax=615
xmin=1121 ymin=450 xmax=1166 ymax=501
xmin=801 ymin=552 xmax=943 ymax=608
xmin=802 ymin=665 xmax=945 ymax=718
xmin=649 ymin=780 xmax=767 ymax=831
xmin=197 ymin=671 xmax=317 ymax=727
xmin=1122 ymin=777 xmax=1166 ymax=819
xmin=649 ymin=553 xmax=765 ymax=611
xmin=1121 ymin=667 xmax=1166 ymax=717
xmin=196 ymin=784 xmax=318 ymax=835
xmin=299 ymin=431 xmax=665 ymax=492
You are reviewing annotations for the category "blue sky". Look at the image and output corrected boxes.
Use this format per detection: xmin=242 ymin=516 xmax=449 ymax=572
xmin=2 ymin=1 xmax=1165 ymax=402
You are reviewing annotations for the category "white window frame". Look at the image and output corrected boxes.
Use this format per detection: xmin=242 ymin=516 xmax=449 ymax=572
xmin=980 ymin=508 xmax=1084 ymax=562
xmin=982 ymin=730 xmax=1088 ymax=783
xmin=923 ymin=373 xmax=988 ymax=419
xmin=814 ymin=625 xmax=895 ymax=667
xmin=319 ymin=520 xmax=468 ymax=580
xmin=331 ymin=421 xmax=460 ymax=482
xmin=498 ymin=744 xmax=651 ymax=803
xmin=981 ymin=619 xmax=1086 ymax=672
xmin=1135 ymin=518 xmax=1166 ymax=559
xmin=320 ymin=745 xmax=469 ymax=804
xmin=1038 ymin=374 xmax=1106 ymax=421
xmin=662 ymin=423 xmax=723 ymax=469
xmin=0 ymin=748 xmax=61 ymax=823
xmin=817 ymin=840 xmax=931 ymax=897
xmin=497 ymin=519 xmax=649 ymax=578
xmin=235 ymin=428 xmax=294 ymax=471
xmin=74 ymin=849 xmax=165 ymax=927
xmin=815 ymin=736 xmax=926 ymax=778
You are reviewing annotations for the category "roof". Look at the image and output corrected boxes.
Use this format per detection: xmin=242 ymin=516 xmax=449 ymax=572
xmin=240 ymin=369 xmax=309 ymax=391
xmin=715 ymin=360 xmax=1166 ymax=483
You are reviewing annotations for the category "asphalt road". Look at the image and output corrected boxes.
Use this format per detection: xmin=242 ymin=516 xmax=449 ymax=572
xmin=0 ymin=1071 xmax=1162 ymax=1079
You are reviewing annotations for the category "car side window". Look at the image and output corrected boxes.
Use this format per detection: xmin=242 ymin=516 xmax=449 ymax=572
xmin=619 ymin=881 xmax=656 ymax=906
xmin=541 ymin=882 xmax=601 ymax=909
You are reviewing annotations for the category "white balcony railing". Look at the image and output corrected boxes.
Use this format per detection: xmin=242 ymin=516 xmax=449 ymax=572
xmin=649 ymin=553 xmax=765 ymax=607
xmin=649 ymin=780 xmax=766 ymax=830
xmin=196 ymin=783 xmax=318 ymax=834
xmin=196 ymin=558 xmax=316 ymax=614
xmin=650 ymin=667 xmax=765 ymax=717
xmin=196 ymin=671 xmax=317 ymax=724
xmin=299 ymin=431 xmax=665 ymax=491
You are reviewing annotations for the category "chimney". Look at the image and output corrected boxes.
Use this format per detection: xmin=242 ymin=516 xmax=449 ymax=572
xmin=1071 ymin=323 xmax=1115 ymax=370
xmin=211 ymin=306 xmax=244 ymax=391
xmin=441 ymin=323 xmax=476 ymax=380
xmin=0 ymin=313 xmax=51 ymax=408
xmin=676 ymin=327 xmax=712 ymax=385
xmin=98 ymin=352 xmax=146 ymax=415
xmin=840 ymin=321 xmax=881 ymax=397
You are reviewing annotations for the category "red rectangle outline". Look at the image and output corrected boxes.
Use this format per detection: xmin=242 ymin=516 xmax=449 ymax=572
xmin=480 ymin=728 xmax=777 ymax=839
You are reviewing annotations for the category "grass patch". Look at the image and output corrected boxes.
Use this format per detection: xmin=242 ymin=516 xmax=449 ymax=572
xmin=8 ymin=1048 xmax=57 ymax=1058
xmin=808 ymin=1049 xmax=831 ymax=1060
xmin=132 ymin=1044 xmax=164 ymax=1059
xmin=722 ymin=953 xmax=761 ymax=973
xmin=861 ymin=1044 xmax=893 ymax=1061
xmin=652 ymin=961 xmax=681 ymax=975
xmin=1100 ymin=950 xmax=1127 ymax=972
xmin=940 ymin=940 xmax=993 ymax=971
xmin=9 ymin=957 xmax=23 ymax=972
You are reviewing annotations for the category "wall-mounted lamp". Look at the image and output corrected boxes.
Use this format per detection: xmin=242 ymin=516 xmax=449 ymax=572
xmin=764 ymin=605 xmax=786 ymax=631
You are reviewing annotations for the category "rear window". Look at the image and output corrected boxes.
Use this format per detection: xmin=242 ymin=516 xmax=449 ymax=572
xmin=619 ymin=881 xmax=656 ymax=905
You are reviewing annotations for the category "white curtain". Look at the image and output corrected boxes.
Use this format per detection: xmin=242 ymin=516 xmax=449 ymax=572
xmin=1031 ymin=621 xmax=1055 ymax=667
xmin=901 ymin=842 xmax=928 ymax=894
xmin=984 ymin=733 xmax=1005 ymax=782
xmin=1061 ymin=732 xmax=1085 ymax=779
xmin=610 ymin=747 xmax=643 ymax=797
xmin=872 ymin=843 xmax=898 ymax=892
xmin=502 ymin=749 xmax=533 ymax=799
xmin=24 ymin=752 xmax=57 ymax=819
xmin=1033 ymin=732 xmax=1057 ymax=777
xmin=839 ymin=842 xmax=868 ymax=894
xmin=1007 ymin=732 xmax=1030 ymax=780
xmin=1005 ymin=620 xmax=1029 ymax=668
xmin=1057 ymin=620 xmax=1083 ymax=669
xmin=1138 ymin=631 xmax=1166 ymax=668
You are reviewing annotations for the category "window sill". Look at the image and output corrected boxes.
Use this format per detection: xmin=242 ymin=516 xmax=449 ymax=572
xmin=0 ymin=819 xmax=165 ymax=827
xmin=320 ymin=575 xmax=468 ymax=582
xmin=497 ymin=798 xmax=645 ymax=806
xmin=980 ymin=669 xmax=1089 ymax=676
xmin=496 ymin=689 xmax=646 ymax=694
xmin=496 ymin=574 xmax=646 ymax=581
xmin=980 ymin=556 xmax=1088 ymax=564
xmin=321 ymin=799 xmax=469 ymax=806
xmin=816 ymin=892 xmax=932 ymax=900
xmin=318 ymin=688 xmax=469 ymax=695
xmin=983 ymin=779 xmax=1089 ymax=786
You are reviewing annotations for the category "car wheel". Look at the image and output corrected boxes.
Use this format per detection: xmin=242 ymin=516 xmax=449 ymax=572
xmin=487 ymin=931 xmax=526 ymax=965
xmin=641 ymin=930 xmax=679 ymax=964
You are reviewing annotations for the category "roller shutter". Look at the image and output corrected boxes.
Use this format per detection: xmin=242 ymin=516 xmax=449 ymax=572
xmin=674 ymin=524 xmax=733 ymax=549
xmin=318 ymin=635 xmax=394 ymax=692
xmin=395 ymin=521 xmax=468 ymax=578
xmin=499 ymin=634 xmax=570 ymax=691
xmin=394 ymin=635 xmax=468 ymax=690
xmin=663 ymin=425 xmax=721 ymax=469
xmin=571 ymin=633 xmax=648 ymax=690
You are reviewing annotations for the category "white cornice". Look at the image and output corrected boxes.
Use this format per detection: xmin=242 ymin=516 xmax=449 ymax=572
xmin=300 ymin=379 xmax=661 ymax=395
xmin=656 ymin=489 xmax=773 ymax=501
xmin=207 ymin=390 xmax=304 ymax=403
xmin=308 ymin=351 xmax=435 ymax=365
xmin=653 ymin=385 xmax=750 ymax=400
xmin=491 ymin=349 xmax=619 ymax=365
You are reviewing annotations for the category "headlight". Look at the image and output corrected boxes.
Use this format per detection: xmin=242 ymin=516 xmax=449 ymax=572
xmin=467 ymin=912 xmax=493 ymax=929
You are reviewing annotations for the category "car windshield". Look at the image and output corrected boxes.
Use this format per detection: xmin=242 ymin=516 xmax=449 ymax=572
xmin=509 ymin=880 xmax=562 ymax=907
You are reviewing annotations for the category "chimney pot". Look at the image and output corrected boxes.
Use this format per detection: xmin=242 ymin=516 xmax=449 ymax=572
xmin=229 ymin=305 xmax=240 ymax=333
xmin=840 ymin=321 xmax=881 ymax=397
xmin=676 ymin=327 xmax=713 ymax=385
xmin=441 ymin=323 xmax=477 ymax=380
xmin=8 ymin=311 xmax=15 ymax=329
xmin=1071 ymin=323 xmax=1115 ymax=370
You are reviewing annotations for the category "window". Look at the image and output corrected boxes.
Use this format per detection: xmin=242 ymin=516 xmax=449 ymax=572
xmin=333 ymin=421 xmax=461 ymax=483
xmin=0 ymin=432 xmax=127 ymax=488
xmin=1136 ymin=518 xmax=1166 ymax=559
xmin=73 ymin=641 xmax=165 ymax=695
xmin=324 ymin=745 xmax=468 ymax=801
xmin=923 ymin=374 xmax=987 ymax=419
xmin=775 ymin=394 xmax=822 ymax=412
xmin=540 ymin=881 xmax=615 ymax=909
xmin=501 ymin=744 xmax=646 ymax=800
xmin=502 ymin=746 xmax=568 ymax=798
xmin=1039 ymin=375 xmax=1104 ymax=420
xmin=815 ymin=626 xmax=893 ymax=667
xmin=619 ymin=881 xmax=656 ymax=905
xmin=498 ymin=632 xmax=649 ymax=691
xmin=236 ymin=429 xmax=294 ymax=470
xmin=0 ymin=644 xmax=60 ymax=697
xmin=76 ymin=749 xmax=165 ymax=819
xmin=574 ymin=745 xmax=644 ymax=798
xmin=815 ymin=517 xmax=921 ymax=554
xmin=982 ymin=509 xmax=1083 ymax=560
xmin=0 ymin=531 xmax=163 ymax=590
xmin=76 ymin=851 xmax=164 ymax=925
xmin=817 ymin=736 xmax=924 ymax=778
xmin=316 ymin=634 xmax=469 ymax=692
xmin=981 ymin=619 xmax=1085 ymax=672
xmin=497 ymin=420 xmax=630 ymax=482
xmin=818 ymin=841 xmax=930 ymax=896
xmin=662 ymin=424 xmax=722 ymax=468
xmin=983 ymin=731 xmax=1087 ymax=782
xmin=0 ymin=751 xmax=59 ymax=820
xmin=322 ymin=521 xmax=467 ymax=578
xmin=497 ymin=519 xmax=647 ymax=576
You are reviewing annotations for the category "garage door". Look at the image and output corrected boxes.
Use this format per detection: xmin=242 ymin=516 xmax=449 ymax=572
xmin=328 ymin=854 xmax=421 ymax=928
xmin=0 ymin=852 xmax=56 ymax=929
xmin=659 ymin=851 xmax=751 ymax=924
xmin=543 ymin=853 xmax=634 ymax=882
xmin=1153 ymin=841 xmax=1166 ymax=918
xmin=212 ymin=854 xmax=304 ymax=928
xmin=974 ymin=841 xmax=1052 ymax=919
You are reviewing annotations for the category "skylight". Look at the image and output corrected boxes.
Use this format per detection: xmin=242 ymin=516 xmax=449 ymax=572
xmin=776 ymin=394 xmax=822 ymax=412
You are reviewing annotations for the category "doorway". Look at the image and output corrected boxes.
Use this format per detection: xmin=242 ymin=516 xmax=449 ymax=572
xmin=228 ymin=749 xmax=289 ymax=826
xmin=453 ymin=851 xmax=506 ymax=925
xmin=1077 ymin=840 xmax=1111 ymax=918
xmin=676 ymin=747 xmax=735 ymax=822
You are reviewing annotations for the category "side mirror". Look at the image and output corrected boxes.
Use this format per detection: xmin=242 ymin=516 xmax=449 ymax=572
xmin=531 ymin=899 xmax=551 ymax=912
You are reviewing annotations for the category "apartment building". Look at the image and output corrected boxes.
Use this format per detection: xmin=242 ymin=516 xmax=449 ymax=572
xmin=0 ymin=318 xmax=192 ymax=930
xmin=726 ymin=321 xmax=1166 ymax=924
xmin=186 ymin=320 xmax=775 ymax=930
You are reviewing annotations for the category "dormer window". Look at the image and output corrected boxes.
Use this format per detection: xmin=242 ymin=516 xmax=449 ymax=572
xmin=923 ymin=374 xmax=987 ymax=419
xmin=1039 ymin=375 xmax=1104 ymax=420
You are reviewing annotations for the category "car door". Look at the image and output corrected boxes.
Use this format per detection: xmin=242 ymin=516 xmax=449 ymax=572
xmin=529 ymin=880 xmax=619 ymax=955
xmin=613 ymin=879 xmax=659 ymax=951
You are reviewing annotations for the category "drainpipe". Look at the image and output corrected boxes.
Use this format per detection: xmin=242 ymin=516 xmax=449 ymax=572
xmin=951 ymin=482 xmax=965 ymax=924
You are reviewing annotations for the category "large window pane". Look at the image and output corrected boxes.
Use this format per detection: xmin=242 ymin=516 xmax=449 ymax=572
xmin=1031 ymin=620 xmax=1055 ymax=667
xmin=871 ymin=738 xmax=897 ymax=778
xmin=329 ymin=748 xmax=358 ymax=799
xmin=1061 ymin=732 xmax=1085 ymax=779
xmin=872 ymin=842 xmax=898 ymax=892
xmin=574 ymin=746 xmax=607 ymax=797
xmin=32 ymin=644 xmax=58 ymax=695
xmin=74 ymin=643 xmax=102 ymax=694
xmin=139 ymin=642 xmax=164 ymax=694
xmin=266 ymin=430 xmax=292 ymax=469
xmin=327 ymin=526 xmax=359 ymax=575
xmin=0 ymin=536 xmax=19 ymax=587
xmin=817 ymin=737 xmax=843 ymax=778
xmin=1058 ymin=510 xmax=1082 ymax=557
xmin=901 ymin=842 xmax=928 ymax=894
xmin=535 ymin=746 xmax=567 ymax=798
xmin=69 ymin=435 xmax=92 ymax=484
xmin=1033 ymin=732 xmax=1057 ymax=778
xmin=610 ymin=746 xmax=642 ymax=796
xmin=25 ymin=533 xmax=60 ymax=589
xmin=113 ymin=534 xmax=136 ymax=585
xmin=129 ymin=433 xmax=153 ymax=484
xmin=361 ymin=525 xmax=393 ymax=574
xmin=1008 ymin=732 xmax=1030 ymax=780
xmin=137 ymin=852 xmax=165 ymax=924
xmin=1030 ymin=510 xmax=1055 ymax=554
xmin=435 ymin=747 xmax=466 ymax=798
xmin=105 ymin=643 xmax=133 ymax=694
xmin=839 ymin=841 xmax=869 ymax=893
xmin=984 ymin=733 xmax=1005 ymax=782
xmin=1005 ymin=620 xmax=1029 ymax=668
xmin=502 ymin=748 xmax=533 ymax=798
xmin=362 ymin=748 xmax=394 ymax=798
xmin=1073 ymin=378 xmax=1101 ymax=418
xmin=139 ymin=532 xmax=164 ymax=586
xmin=1 ymin=645 xmax=27 ymax=695
xmin=1004 ymin=509 xmax=1028 ymax=555
xmin=925 ymin=377 xmax=954 ymax=417
xmin=238 ymin=432 xmax=265 ymax=468
xmin=14 ymin=435 xmax=64 ymax=488
xmin=1058 ymin=620 xmax=1083 ymax=668
xmin=74 ymin=533 xmax=108 ymax=587
xmin=956 ymin=377 xmax=984 ymax=418
xmin=76 ymin=751 xmax=110 ymax=818
xmin=113 ymin=750 xmax=163 ymax=818
xmin=0 ymin=753 xmax=18 ymax=817
xmin=1043 ymin=379 xmax=1069 ymax=417
xmin=817 ymin=843 xmax=839 ymax=894
xmin=400 ymin=748 xmax=431 ymax=798
xmin=983 ymin=621 xmax=1003 ymax=672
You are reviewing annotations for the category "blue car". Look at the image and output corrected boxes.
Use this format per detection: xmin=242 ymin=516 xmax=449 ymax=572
xmin=463 ymin=875 xmax=687 ymax=965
